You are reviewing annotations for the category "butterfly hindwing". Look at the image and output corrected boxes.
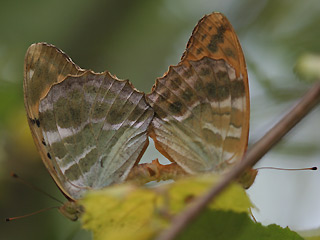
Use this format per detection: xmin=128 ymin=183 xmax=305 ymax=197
xmin=39 ymin=72 xmax=154 ymax=199
xmin=146 ymin=12 xmax=249 ymax=174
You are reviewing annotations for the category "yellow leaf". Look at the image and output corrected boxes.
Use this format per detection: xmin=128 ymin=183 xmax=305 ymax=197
xmin=80 ymin=174 xmax=252 ymax=240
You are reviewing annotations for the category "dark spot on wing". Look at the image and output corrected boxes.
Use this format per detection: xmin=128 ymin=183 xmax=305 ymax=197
xmin=169 ymin=101 xmax=182 ymax=114
xmin=203 ymin=129 xmax=223 ymax=145
xmin=152 ymin=105 xmax=167 ymax=118
xmin=128 ymin=104 xmax=147 ymax=122
xmin=206 ymin=82 xmax=217 ymax=99
xmin=174 ymin=77 xmax=182 ymax=86
xmin=216 ymin=71 xmax=228 ymax=80
xmin=231 ymin=79 xmax=245 ymax=98
xmin=161 ymin=90 xmax=171 ymax=101
xmin=157 ymin=94 xmax=166 ymax=103
xmin=69 ymin=106 xmax=81 ymax=122
xmin=35 ymin=119 xmax=40 ymax=127
xmin=107 ymin=109 xmax=124 ymax=124
xmin=170 ymin=78 xmax=181 ymax=90
xmin=201 ymin=34 xmax=207 ymax=41
xmin=182 ymin=68 xmax=192 ymax=79
xmin=30 ymin=118 xmax=36 ymax=125
xmin=42 ymin=139 xmax=46 ymax=146
xmin=217 ymin=85 xmax=230 ymax=100
xmin=47 ymin=152 xmax=52 ymax=159
xmin=196 ymin=48 xmax=203 ymax=55
xmin=92 ymin=103 xmax=109 ymax=120
xmin=200 ymin=67 xmax=210 ymax=76
xmin=215 ymin=71 xmax=231 ymax=100
xmin=182 ymin=89 xmax=193 ymax=102
xmin=194 ymin=80 xmax=204 ymax=91
xmin=64 ymin=163 xmax=82 ymax=181
xmin=79 ymin=149 xmax=97 ymax=173
xmin=207 ymin=25 xmax=227 ymax=53
xmin=225 ymin=47 xmax=236 ymax=58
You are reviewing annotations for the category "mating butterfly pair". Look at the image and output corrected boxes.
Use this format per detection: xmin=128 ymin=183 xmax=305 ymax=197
xmin=23 ymin=13 xmax=253 ymax=208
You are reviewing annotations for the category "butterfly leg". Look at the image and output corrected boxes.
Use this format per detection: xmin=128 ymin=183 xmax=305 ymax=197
xmin=127 ymin=159 xmax=188 ymax=184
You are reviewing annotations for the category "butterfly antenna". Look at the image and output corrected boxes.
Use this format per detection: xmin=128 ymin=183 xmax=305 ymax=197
xmin=255 ymin=166 xmax=317 ymax=171
xmin=10 ymin=172 xmax=64 ymax=204
xmin=6 ymin=206 xmax=59 ymax=222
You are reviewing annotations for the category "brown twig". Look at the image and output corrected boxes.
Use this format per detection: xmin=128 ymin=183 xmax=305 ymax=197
xmin=156 ymin=82 xmax=320 ymax=240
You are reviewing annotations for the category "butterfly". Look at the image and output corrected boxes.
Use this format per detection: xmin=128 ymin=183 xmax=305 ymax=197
xmin=23 ymin=43 xmax=154 ymax=219
xmin=23 ymin=12 xmax=255 ymax=220
xmin=147 ymin=13 xmax=255 ymax=181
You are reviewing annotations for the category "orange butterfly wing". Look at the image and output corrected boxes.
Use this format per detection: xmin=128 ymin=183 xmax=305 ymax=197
xmin=147 ymin=12 xmax=250 ymax=174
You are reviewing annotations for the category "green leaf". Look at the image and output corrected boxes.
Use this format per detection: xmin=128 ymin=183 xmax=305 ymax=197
xmin=80 ymin=184 xmax=165 ymax=240
xmin=177 ymin=210 xmax=304 ymax=240
xmin=167 ymin=174 xmax=252 ymax=214
xmin=79 ymin=175 xmax=302 ymax=240
xmin=80 ymin=175 xmax=251 ymax=240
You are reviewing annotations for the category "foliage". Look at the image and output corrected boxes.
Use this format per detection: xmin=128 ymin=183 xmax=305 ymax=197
xmin=80 ymin=175 xmax=302 ymax=240
xmin=295 ymin=54 xmax=320 ymax=82
xmin=178 ymin=211 xmax=303 ymax=240
xmin=2 ymin=1 xmax=320 ymax=239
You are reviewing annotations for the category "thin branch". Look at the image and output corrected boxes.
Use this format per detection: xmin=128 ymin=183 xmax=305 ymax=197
xmin=156 ymin=82 xmax=320 ymax=240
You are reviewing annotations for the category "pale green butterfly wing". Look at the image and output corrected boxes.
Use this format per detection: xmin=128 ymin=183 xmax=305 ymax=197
xmin=39 ymin=72 xmax=153 ymax=199
xmin=146 ymin=13 xmax=250 ymax=174
xmin=24 ymin=43 xmax=154 ymax=200
xmin=24 ymin=43 xmax=84 ymax=199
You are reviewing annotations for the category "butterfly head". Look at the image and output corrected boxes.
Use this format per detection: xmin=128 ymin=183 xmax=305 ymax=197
xmin=59 ymin=201 xmax=84 ymax=221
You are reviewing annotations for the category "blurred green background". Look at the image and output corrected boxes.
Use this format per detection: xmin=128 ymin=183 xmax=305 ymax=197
xmin=1 ymin=0 xmax=320 ymax=239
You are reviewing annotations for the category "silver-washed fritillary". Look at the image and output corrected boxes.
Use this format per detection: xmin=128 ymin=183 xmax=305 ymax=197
xmin=147 ymin=13 xmax=252 ymax=178
xmin=24 ymin=44 xmax=154 ymax=203
xmin=23 ymin=12 xmax=255 ymax=220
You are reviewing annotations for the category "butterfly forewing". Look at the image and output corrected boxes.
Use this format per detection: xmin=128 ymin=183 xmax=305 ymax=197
xmin=24 ymin=43 xmax=84 ymax=119
xmin=182 ymin=12 xmax=248 ymax=80
xmin=146 ymin=12 xmax=249 ymax=174
xmin=23 ymin=43 xmax=85 ymax=199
